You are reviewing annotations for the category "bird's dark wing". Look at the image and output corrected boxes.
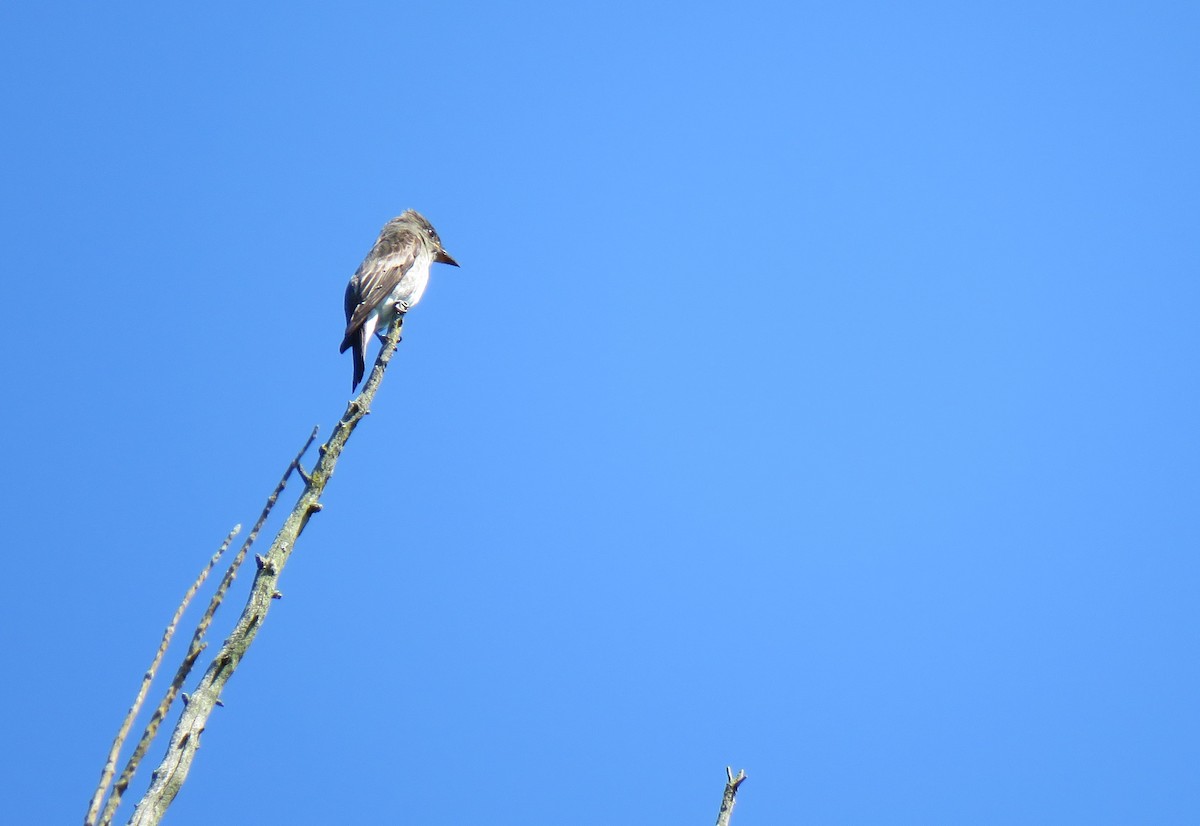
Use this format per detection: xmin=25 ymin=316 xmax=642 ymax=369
xmin=339 ymin=228 xmax=420 ymax=351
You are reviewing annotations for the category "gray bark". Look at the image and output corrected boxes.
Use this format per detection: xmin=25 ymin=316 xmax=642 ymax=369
xmin=125 ymin=313 xmax=408 ymax=826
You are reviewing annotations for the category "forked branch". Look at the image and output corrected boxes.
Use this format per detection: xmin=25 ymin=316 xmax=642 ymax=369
xmin=84 ymin=525 xmax=240 ymax=826
xmin=714 ymin=767 xmax=747 ymax=826
xmin=111 ymin=313 xmax=406 ymax=826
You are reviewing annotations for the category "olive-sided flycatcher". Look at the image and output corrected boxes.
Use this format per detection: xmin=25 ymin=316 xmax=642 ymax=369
xmin=339 ymin=210 xmax=459 ymax=390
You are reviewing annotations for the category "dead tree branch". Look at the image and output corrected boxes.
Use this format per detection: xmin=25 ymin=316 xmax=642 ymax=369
xmin=714 ymin=767 xmax=747 ymax=826
xmin=123 ymin=313 xmax=407 ymax=826
xmin=84 ymin=525 xmax=240 ymax=826
xmin=91 ymin=426 xmax=319 ymax=826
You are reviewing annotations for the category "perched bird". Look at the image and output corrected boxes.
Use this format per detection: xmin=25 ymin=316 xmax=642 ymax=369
xmin=339 ymin=210 xmax=459 ymax=390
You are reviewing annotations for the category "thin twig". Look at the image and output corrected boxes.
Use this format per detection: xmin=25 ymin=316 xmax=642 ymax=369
xmin=94 ymin=427 xmax=319 ymax=826
xmin=714 ymin=767 xmax=747 ymax=826
xmin=84 ymin=525 xmax=240 ymax=826
xmin=126 ymin=314 xmax=406 ymax=826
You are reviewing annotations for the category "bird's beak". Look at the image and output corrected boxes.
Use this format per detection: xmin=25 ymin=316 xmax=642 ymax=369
xmin=436 ymin=248 xmax=460 ymax=267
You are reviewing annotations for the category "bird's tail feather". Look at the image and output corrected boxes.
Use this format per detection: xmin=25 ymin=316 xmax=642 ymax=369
xmin=351 ymin=332 xmax=366 ymax=391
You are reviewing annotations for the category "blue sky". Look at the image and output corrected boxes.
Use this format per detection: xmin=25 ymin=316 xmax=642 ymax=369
xmin=2 ymin=2 xmax=1198 ymax=823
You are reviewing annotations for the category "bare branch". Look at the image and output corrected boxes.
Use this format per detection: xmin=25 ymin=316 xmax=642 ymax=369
xmin=714 ymin=767 xmax=747 ymax=826
xmin=84 ymin=525 xmax=240 ymax=826
xmin=93 ymin=426 xmax=318 ymax=826
xmin=125 ymin=314 xmax=406 ymax=826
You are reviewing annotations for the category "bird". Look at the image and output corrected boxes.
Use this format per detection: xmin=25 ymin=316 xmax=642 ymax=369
xmin=339 ymin=210 xmax=459 ymax=390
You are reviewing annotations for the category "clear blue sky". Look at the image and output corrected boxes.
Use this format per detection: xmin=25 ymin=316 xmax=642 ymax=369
xmin=2 ymin=2 xmax=1197 ymax=823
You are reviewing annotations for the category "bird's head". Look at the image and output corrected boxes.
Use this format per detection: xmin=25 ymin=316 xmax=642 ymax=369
xmin=398 ymin=208 xmax=459 ymax=267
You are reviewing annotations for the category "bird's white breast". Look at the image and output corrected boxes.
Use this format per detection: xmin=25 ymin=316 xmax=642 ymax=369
xmin=386 ymin=248 xmax=434 ymax=311
xmin=359 ymin=248 xmax=435 ymax=343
